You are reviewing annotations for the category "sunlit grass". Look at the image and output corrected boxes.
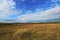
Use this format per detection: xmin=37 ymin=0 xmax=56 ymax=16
xmin=0 ymin=23 xmax=60 ymax=40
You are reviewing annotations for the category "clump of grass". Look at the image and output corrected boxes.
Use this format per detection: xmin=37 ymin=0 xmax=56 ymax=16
xmin=12 ymin=26 xmax=60 ymax=40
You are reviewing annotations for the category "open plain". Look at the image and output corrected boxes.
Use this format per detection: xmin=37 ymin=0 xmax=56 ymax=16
xmin=0 ymin=23 xmax=60 ymax=40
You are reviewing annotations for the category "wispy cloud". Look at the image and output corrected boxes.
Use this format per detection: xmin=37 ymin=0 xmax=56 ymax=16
xmin=17 ymin=6 xmax=60 ymax=22
xmin=0 ymin=0 xmax=19 ymax=18
xmin=0 ymin=0 xmax=60 ymax=23
xmin=16 ymin=0 xmax=60 ymax=23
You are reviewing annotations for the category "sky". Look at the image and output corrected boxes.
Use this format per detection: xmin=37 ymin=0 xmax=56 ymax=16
xmin=0 ymin=0 xmax=60 ymax=23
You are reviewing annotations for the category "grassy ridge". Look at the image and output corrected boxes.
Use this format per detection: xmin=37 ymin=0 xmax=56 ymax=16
xmin=0 ymin=23 xmax=60 ymax=40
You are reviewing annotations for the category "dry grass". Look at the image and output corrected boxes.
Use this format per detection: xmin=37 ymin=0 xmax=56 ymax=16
xmin=0 ymin=23 xmax=60 ymax=40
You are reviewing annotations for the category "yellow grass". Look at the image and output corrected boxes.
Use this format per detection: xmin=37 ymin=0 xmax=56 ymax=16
xmin=0 ymin=23 xmax=60 ymax=40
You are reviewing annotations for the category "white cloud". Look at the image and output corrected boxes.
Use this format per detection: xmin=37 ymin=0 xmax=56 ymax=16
xmin=0 ymin=0 xmax=60 ymax=23
xmin=0 ymin=0 xmax=19 ymax=18
xmin=51 ymin=0 xmax=60 ymax=7
xmin=17 ymin=6 xmax=60 ymax=22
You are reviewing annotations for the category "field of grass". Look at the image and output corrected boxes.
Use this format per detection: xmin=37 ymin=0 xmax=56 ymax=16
xmin=0 ymin=23 xmax=60 ymax=40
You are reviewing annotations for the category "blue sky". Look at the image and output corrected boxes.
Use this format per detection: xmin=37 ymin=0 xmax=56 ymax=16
xmin=0 ymin=0 xmax=60 ymax=23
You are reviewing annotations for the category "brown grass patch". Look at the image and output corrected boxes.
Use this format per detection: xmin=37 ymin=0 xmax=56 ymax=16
xmin=0 ymin=23 xmax=60 ymax=40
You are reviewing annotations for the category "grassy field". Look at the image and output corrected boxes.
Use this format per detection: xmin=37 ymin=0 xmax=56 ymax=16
xmin=0 ymin=23 xmax=60 ymax=40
